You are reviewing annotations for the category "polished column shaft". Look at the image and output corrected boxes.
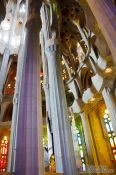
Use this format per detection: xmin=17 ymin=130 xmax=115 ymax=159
xmin=14 ymin=17 xmax=44 ymax=175
xmin=46 ymin=43 xmax=77 ymax=174
xmin=40 ymin=2 xmax=77 ymax=174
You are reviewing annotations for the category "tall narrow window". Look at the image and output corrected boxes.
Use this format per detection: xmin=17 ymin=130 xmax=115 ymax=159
xmin=103 ymin=109 xmax=116 ymax=161
xmin=75 ymin=116 xmax=87 ymax=171
xmin=76 ymin=128 xmax=86 ymax=171
xmin=0 ymin=136 xmax=8 ymax=172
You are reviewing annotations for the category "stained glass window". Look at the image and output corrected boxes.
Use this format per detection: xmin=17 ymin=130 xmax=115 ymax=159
xmin=103 ymin=109 xmax=116 ymax=161
xmin=76 ymin=127 xmax=86 ymax=171
xmin=0 ymin=136 xmax=8 ymax=172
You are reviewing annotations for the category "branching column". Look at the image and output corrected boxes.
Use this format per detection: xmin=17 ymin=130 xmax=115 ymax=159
xmin=40 ymin=2 xmax=77 ymax=174
xmin=46 ymin=40 xmax=77 ymax=175
xmin=0 ymin=0 xmax=21 ymax=95
xmin=14 ymin=9 xmax=44 ymax=175
xmin=80 ymin=113 xmax=95 ymax=166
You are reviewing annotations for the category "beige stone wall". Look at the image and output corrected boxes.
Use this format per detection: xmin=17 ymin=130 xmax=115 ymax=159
xmin=84 ymin=100 xmax=116 ymax=174
xmin=89 ymin=107 xmax=112 ymax=167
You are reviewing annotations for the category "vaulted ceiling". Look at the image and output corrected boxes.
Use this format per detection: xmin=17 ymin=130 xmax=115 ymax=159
xmin=0 ymin=0 xmax=115 ymax=120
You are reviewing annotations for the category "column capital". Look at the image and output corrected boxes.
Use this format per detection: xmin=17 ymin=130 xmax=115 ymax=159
xmin=4 ymin=46 xmax=10 ymax=53
xmin=45 ymin=38 xmax=58 ymax=51
xmin=13 ymin=93 xmax=19 ymax=104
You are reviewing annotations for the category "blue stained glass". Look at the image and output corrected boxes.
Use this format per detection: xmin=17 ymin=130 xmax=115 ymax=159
xmin=82 ymin=163 xmax=86 ymax=171
xmin=106 ymin=123 xmax=111 ymax=132
xmin=78 ymin=137 xmax=82 ymax=144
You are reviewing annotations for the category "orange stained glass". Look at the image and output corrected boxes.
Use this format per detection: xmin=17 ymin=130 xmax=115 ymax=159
xmin=0 ymin=136 xmax=8 ymax=172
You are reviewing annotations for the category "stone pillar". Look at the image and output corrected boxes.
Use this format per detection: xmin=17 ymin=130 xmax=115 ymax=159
xmin=40 ymin=32 xmax=53 ymax=159
xmin=87 ymin=105 xmax=115 ymax=171
xmin=80 ymin=113 xmax=95 ymax=166
xmin=7 ymin=46 xmax=24 ymax=172
xmin=102 ymin=88 xmax=116 ymax=135
xmin=40 ymin=32 xmax=63 ymax=172
xmin=0 ymin=0 xmax=21 ymax=95
xmin=86 ymin=0 xmax=116 ymax=64
xmin=40 ymin=2 xmax=77 ymax=174
xmin=14 ymin=2 xmax=44 ymax=175
xmin=7 ymin=6 xmax=27 ymax=171
xmin=46 ymin=39 xmax=77 ymax=175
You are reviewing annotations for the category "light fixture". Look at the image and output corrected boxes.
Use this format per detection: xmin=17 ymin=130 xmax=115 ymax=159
xmin=77 ymin=42 xmax=80 ymax=48
xmin=105 ymin=68 xmax=112 ymax=74
xmin=68 ymin=89 xmax=71 ymax=92
xmin=104 ymin=114 xmax=108 ymax=118
xmin=40 ymin=72 xmax=43 ymax=77
xmin=105 ymin=109 xmax=109 ymax=114
xmin=4 ymin=136 xmax=8 ymax=141
xmin=90 ymin=97 xmax=95 ymax=102
xmin=8 ymin=84 xmax=11 ymax=88
xmin=62 ymin=60 xmax=64 ymax=65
